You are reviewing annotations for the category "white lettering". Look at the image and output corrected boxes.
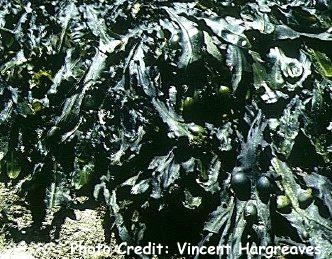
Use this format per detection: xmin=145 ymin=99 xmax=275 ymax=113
xmin=314 ymin=246 xmax=321 ymax=255
xmin=117 ymin=242 xmax=127 ymax=255
xmin=177 ymin=242 xmax=187 ymax=255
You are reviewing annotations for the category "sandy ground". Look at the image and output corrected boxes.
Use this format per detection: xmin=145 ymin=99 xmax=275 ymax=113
xmin=0 ymin=183 xmax=125 ymax=259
